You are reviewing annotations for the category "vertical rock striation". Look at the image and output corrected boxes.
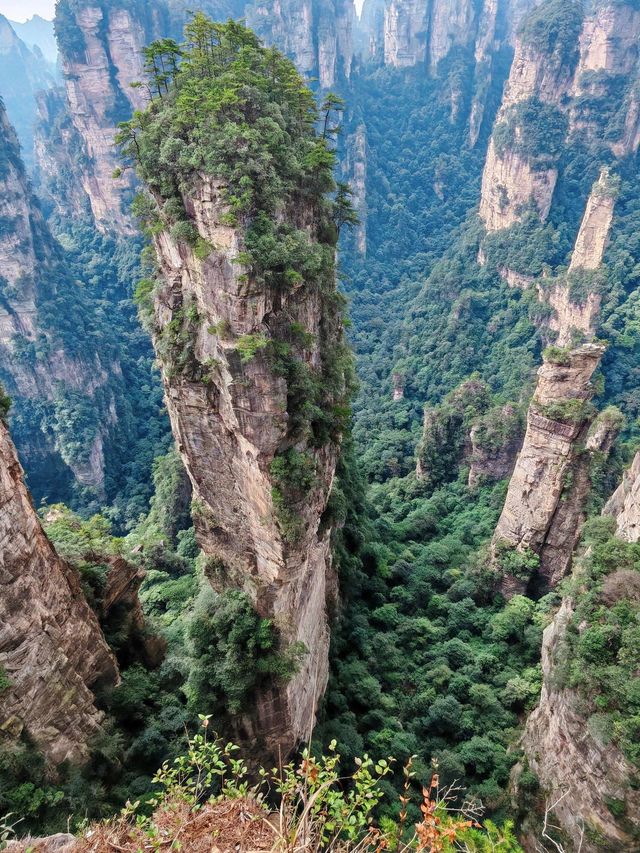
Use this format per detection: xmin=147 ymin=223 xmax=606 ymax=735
xmin=247 ymin=0 xmax=355 ymax=88
xmin=480 ymin=0 xmax=640 ymax=234
xmin=492 ymin=172 xmax=617 ymax=594
xmin=55 ymin=2 xmax=153 ymax=232
xmin=125 ymin=27 xmax=353 ymax=757
xmin=378 ymin=0 xmax=540 ymax=74
xmin=0 ymin=419 xmax=118 ymax=766
xmin=0 ymin=100 xmax=118 ymax=496
xmin=603 ymin=451 xmax=640 ymax=542
xmin=151 ymin=176 xmax=345 ymax=757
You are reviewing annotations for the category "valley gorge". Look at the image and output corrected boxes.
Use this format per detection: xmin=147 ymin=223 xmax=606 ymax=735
xmin=3 ymin=0 xmax=640 ymax=850
xmin=0 ymin=99 xmax=122 ymax=498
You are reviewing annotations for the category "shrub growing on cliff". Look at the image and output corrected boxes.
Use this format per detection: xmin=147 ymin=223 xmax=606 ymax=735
xmin=186 ymin=586 xmax=306 ymax=716
xmin=519 ymin=0 xmax=584 ymax=67
xmin=563 ymin=524 xmax=640 ymax=766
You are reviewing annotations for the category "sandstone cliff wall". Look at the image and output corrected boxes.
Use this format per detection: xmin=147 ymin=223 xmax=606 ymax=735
xmin=492 ymin=344 xmax=606 ymax=595
xmin=517 ymin=599 xmax=640 ymax=852
xmin=378 ymin=0 xmax=540 ymax=71
xmin=491 ymin=169 xmax=617 ymax=594
xmin=480 ymin=1 xmax=640 ymax=233
xmin=603 ymin=450 xmax=640 ymax=542
xmin=56 ymin=3 xmax=155 ymax=232
xmin=0 ymin=420 xmax=118 ymax=766
xmin=0 ymin=102 xmax=118 ymax=493
xmin=248 ymin=0 xmax=354 ymax=88
xmin=149 ymin=176 xmax=344 ymax=757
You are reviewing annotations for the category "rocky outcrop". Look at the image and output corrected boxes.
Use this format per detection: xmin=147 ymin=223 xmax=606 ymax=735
xmin=0 ymin=101 xmax=118 ymax=495
xmin=492 ymin=344 xmax=606 ymax=595
xmin=568 ymin=171 xmax=616 ymax=274
xmin=544 ymin=169 xmax=616 ymax=346
xmin=0 ymin=419 xmax=118 ymax=766
xmin=392 ymin=372 xmax=405 ymax=401
xmin=147 ymin=172 xmax=347 ymax=757
xmin=479 ymin=140 xmax=557 ymax=231
xmin=468 ymin=403 xmax=523 ymax=489
xmin=480 ymin=1 xmax=640 ymax=232
xmin=478 ymin=5 xmax=575 ymax=232
xmin=491 ymin=168 xmax=618 ymax=594
xmin=603 ymin=451 xmax=640 ymax=542
xmin=569 ymin=2 xmax=640 ymax=149
xmin=516 ymin=599 xmax=640 ymax=852
xmin=415 ymin=378 xmax=491 ymax=485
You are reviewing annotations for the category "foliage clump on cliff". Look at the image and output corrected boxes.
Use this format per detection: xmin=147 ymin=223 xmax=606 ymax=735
xmin=561 ymin=518 xmax=640 ymax=766
xmin=118 ymin=15 xmax=349 ymax=253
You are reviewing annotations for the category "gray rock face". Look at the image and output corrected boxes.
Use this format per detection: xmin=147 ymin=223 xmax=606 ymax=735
xmin=603 ymin=451 xmax=640 ymax=543
xmin=517 ymin=600 xmax=640 ymax=852
xmin=0 ymin=420 xmax=118 ymax=766
xmin=246 ymin=0 xmax=354 ymax=88
xmin=149 ymin=176 xmax=345 ymax=758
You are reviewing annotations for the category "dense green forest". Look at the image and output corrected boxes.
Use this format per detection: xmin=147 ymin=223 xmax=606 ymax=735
xmin=4 ymin=1 xmax=640 ymax=848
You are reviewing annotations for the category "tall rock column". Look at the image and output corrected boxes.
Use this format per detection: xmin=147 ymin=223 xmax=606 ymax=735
xmin=0 ymin=419 xmax=118 ymax=765
xmin=124 ymin=22 xmax=352 ymax=756
xmin=492 ymin=172 xmax=617 ymax=594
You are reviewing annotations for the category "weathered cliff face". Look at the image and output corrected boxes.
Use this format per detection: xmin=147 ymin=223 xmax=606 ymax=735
xmin=383 ymin=0 xmax=428 ymax=67
xmin=55 ymin=2 xmax=154 ymax=232
xmin=148 ymin=175 xmax=345 ymax=756
xmin=247 ymin=0 xmax=354 ymax=88
xmin=543 ymin=169 xmax=615 ymax=347
xmin=517 ymin=599 xmax=640 ymax=852
xmin=480 ymin=0 xmax=640 ymax=233
xmin=377 ymin=0 xmax=540 ymax=72
xmin=478 ymin=17 xmax=572 ymax=232
xmin=603 ymin=450 xmax=640 ymax=542
xmin=492 ymin=344 xmax=607 ymax=595
xmin=0 ymin=102 xmax=118 ymax=495
xmin=479 ymin=140 xmax=558 ymax=232
xmin=570 ymin=2 xmax=640 ymax=149
xmin=0 ymin=419 xmax=118 ymax=766
xmin=33 ymin=87 xmax=91 ymax=222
